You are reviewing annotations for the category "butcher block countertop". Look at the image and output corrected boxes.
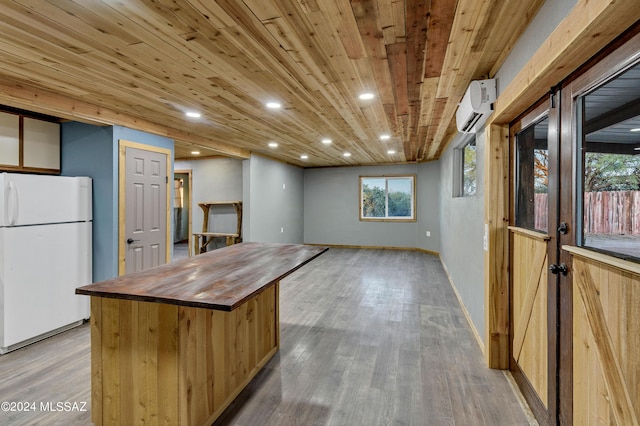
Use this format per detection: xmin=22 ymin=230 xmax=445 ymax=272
xmin=76 ymin=242 xmax=328 ymax=311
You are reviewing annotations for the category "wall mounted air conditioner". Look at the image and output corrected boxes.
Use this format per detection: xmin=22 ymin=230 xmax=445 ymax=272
xmin=456 ymin=79 xmax=496 ymax=134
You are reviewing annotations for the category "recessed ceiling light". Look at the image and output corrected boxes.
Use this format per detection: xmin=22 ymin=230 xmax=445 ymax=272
xmin=300 ymin=154 xmax=309 ymax=160
xmin=380 ymin=134 xmax=391 ymax=140
xmin=631 ymin=128 xmax=640 ymax=132
xmin=322 ymin=138 xmax=332 ymax=145
xmin=191 ymin=150 xmax=200 ymax=155
xmin=185 ymin=111 xmax=201 ymax=118
xmin=358 ymin=92 xmax=375 ymax=100
xmin=343 ymin=152 xmax=351 ymax=157
xmin=268 ymin=142 xmax=278 ymax=148
xmin=387 ymin=150 xmax=396 ymax=154
xmin=266 ymin=102 xmax=282 ymax=109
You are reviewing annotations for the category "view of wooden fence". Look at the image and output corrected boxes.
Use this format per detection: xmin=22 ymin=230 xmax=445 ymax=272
xmin=584 ymin=191 xmax=640 ymax=235
xmin=534 ymin=194 xmax=548 ymax=232
xmin=534 ymin=191 xmax=640 ymax=235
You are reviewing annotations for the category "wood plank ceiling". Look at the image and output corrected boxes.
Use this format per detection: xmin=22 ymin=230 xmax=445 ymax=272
xmin=0 ymin=0 xmax=544 ymax=167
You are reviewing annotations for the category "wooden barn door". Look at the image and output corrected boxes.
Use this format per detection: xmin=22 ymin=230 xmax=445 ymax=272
xmin=509 ymin=93 xmax=564 ymax=425
xmin=509 ymin=24 xmax=640 ymax=426
xmin=557 ymin=27 xmax=640 ymax=426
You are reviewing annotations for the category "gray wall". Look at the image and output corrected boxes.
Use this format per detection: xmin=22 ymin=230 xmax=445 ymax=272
xmin=437 ymin=0 xmax=578 ymax=343
xmin=243 ymin=154 xmax=304 ymax=243
xmin=303 ymin=163 xmax=440 ymax=251
xmin=174 ymin=157 xmax=244 ymax=250
xmin=416 ymin=161 xmax=441 ymax=252
xmin=439 ymin=132 xmax=485 ymax=339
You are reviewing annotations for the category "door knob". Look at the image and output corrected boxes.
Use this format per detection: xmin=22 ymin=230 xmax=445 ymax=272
xmin=127 ymin=238 xmax=140 ymax=244
xmin=557 ymin=222 xmax=568 ymax=234
xmin=550 ymin=263 xmax=568 ymax=276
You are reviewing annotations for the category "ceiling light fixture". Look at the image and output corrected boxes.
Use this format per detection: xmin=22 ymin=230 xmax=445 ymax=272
xmin=343 ymin=152 xmax=351 ymax=157
xmin=631 ymin=128 xmax=640 ymax=132
xmin=300 ymin=154 xmax=309 ymax=160
xmin=387 ymin=150 xmax=396 ymax=155
xmin=185 ymin=111 xmax=201 ymax=118
xmin=358 ymin=92 xmax=375 ymax=100
xmin=380 ymin=134 xmax=391 ymax=140
xmin=268 ymin=142 xmax=278 ymax=148
xmin=266 ymin=102 xmax=282 ymax=109
xmin=191 ymin=151 xmax=200 ymax=155
xmin=322 ymin=138 xmax=332 ymax=145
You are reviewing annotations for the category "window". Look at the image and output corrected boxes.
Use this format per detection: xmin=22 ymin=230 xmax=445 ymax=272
xmin=360 ymin=175 xmax=415 ymax=221
xmin=514 ymin=116 xmax=549 ymax=233
xmin=462 ymin=140 xmax=477 ymax=196
xmin=577 ymin=61 xmax=640 ymax=260
xmin=453 ymin=138 xmax=477 ymax=197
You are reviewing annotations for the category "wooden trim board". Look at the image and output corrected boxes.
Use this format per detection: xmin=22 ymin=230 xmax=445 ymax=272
xmin=484 ymin=123 xmax=510 ymax=369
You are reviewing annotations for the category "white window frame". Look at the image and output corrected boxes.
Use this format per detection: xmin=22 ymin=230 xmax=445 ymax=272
xmin=359 ymin=175 xmax=416 ymax=222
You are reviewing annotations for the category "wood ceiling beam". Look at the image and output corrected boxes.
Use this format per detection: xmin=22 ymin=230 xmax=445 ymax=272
xmin=0 ymin=80 xmax=250 ymax=159
xmin=584 ymin=98 xmax=640 ymax=135
xmin=585 ymin=142 xmax=640 ymax=155
xmin=415 ymin=0 xmax=455 ymax=161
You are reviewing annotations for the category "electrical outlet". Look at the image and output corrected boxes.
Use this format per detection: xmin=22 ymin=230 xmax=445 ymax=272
xmin=281 ymin=227 xmax=284 ymax=233
xmin=282 ymin=183 xmax=286 ymax=190
xmin=426 ymin=231 xmax=431 ymax=237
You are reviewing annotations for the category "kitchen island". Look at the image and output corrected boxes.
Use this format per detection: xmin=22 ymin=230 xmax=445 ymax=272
xmin=76 ymin=242 xmax=327 ymax=426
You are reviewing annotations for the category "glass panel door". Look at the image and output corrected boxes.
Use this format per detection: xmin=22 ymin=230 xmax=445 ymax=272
xmin=509 ymin=96 xmax=559 ymax=425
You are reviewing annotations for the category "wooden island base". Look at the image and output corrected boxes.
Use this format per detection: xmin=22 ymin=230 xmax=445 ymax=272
xmin=78 ymin=243 xmax=327 ymax=426
xmin=90 ymin=285 xmax=278 ymax=425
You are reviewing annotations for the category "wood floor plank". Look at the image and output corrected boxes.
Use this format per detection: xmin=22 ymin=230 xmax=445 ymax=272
xmin=0 ymin=248 xmax=534 ymax=425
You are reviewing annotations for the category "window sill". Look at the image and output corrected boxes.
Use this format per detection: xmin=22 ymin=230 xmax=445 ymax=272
xmin=360 ymin=218 xmax=417 ymax=223
xmin=563 ymin=245 xmax=640 ymax=276
xmin=508 ymin=226 xmax=550 ymax=241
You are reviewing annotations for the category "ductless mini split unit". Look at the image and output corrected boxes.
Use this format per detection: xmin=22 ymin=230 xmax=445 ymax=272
xmin=456 ymin=79 xmax=496 ymax=134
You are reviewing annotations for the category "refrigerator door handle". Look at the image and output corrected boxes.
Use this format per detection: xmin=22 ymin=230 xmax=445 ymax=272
xmin=8 ymin=179 xmax=18 ymax=226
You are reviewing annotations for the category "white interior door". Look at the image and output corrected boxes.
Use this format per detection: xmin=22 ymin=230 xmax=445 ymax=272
xmin=124 ymin=146 xmax=168 ymax=274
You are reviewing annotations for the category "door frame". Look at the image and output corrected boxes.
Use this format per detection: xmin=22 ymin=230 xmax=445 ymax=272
xmin=483 ymin=0 xmax=640 ymax=377
xmin=489 ymin=21 xmax=640 ymax=426
xmin=118 ymin=139 xmax=172 ymax=275
xmin=173 ymin=169 xmax=193 ymax=257
xmin=556 ymin=24 xmax=640 ymax=425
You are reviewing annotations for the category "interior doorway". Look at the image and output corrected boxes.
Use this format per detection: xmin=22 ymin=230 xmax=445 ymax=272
xmin=173 ymin=169 xmax=192 ymax=261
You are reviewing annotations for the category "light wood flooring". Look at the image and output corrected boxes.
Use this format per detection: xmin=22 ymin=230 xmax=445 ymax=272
xmin=0 ymin=248 xmax=534 ymax=425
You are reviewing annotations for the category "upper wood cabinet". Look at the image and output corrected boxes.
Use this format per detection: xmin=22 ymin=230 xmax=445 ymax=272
xmin=0 ymin=111 xmax=60 ymax=173
xmin=0 ymin=111 xmax=20 ymax=167
xmin=23 ymin=117 xmax=60 ymax=171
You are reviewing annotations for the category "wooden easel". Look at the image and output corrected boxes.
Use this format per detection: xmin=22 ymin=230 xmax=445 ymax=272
xmin=193 ymin=201 xmax=242 ymax=255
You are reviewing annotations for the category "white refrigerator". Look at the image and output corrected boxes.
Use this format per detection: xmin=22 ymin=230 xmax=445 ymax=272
xmin=0 ymin=172 xmax=92 ymax=354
